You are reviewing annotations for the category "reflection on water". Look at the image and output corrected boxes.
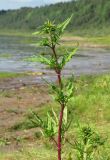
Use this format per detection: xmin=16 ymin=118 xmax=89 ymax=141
xmin=0 ymin=36 xmax=110 ymax=75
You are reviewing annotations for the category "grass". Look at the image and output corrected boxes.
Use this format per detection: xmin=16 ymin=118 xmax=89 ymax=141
xmin=11 ymin=74 xmax=110 ymax=129
xmin=0 ymin=74 xmax=110 ymax=159
xmin=71 ymin=26 xmax=110 ymax=37
xmin=62 ymin=34 xmax=110 ymax=48
xmin=0 ymin=53 xmax=13 ymax=58
xmin=0 ymin=71 xmax=44 ymax=79
xmin=72 ymin=74 xmax=110 ymax=119
xmin=0 ymin=147 xmax=57 ymax=160
xmin=0 ymin=29 xmax=33 ymax=37
xmin=0 ymin=72 xmax=27 ymax=79
xmin=87 ymin=36 xmax=110 ymax=45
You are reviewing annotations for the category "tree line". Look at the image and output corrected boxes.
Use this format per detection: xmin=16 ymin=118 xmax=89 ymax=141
xmin=0 ymin=0 xmax=110 ymax=32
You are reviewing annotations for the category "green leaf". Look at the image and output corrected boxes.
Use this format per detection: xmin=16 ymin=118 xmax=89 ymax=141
xmin=50 ymin=78 xmax=74 ymax=105
xmin=27 ymin=55 xmax=58 ymax=69
xmin=63 ymin=106 xmax=67 ymax=125
xmin=66 ymin=80 xmax=74 ymax=100
xmin=39 ymin=37 xmax=51 ymax=47
xmin=32 ymin=31 xmax=41 ymax=35
xmin=67 ymin=152 xmax=73 ymax=160
xmin=52 ymin=108 xmax=59 ymax=124
xmin=61 ymin=47 xmax=78 ymax=69
xmin=57 ymin=14 xmax=73 ymax=34
xmin=26 ymin=55 xmax=50 ymax=64
xmin=29 ymin=110 xmax=44 ymax=128
xmin=33 ymin=15 xmax=73 ymax=47
xmin=66 ymin=47 xmax=78 ymax=62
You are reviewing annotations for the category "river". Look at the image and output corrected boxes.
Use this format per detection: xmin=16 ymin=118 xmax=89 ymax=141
xmin=0 ymin=35 xmax=110 ymax=76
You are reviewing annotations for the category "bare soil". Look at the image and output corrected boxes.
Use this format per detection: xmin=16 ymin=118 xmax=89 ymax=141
xmin=0 ymin=77 xmax=51 ymax=153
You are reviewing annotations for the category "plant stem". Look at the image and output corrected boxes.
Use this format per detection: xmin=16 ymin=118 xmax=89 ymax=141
xmin=57 ymin=71 xmax=64 ymax=160
xmin=58 ymin=103 xmax=65 ymax=160
xmin=51 ymin=45 xmax=65 ymax=160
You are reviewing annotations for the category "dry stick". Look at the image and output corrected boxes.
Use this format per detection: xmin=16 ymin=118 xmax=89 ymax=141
xmin=50 ymin=137 xmax=58 ymax=147
xmin=51 ymin=45 xmax=65 ymax=160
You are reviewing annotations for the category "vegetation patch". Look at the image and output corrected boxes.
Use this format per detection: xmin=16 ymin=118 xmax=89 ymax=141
xmin=87 ymin=36 xmax=110 ymax=45
xmin=0 ymin=72 xmax=26 ymax=79
xmin=0 ymin=74 xmax=109 ymax=159
xmin=0 ymin=53 xmax=13 ymax=58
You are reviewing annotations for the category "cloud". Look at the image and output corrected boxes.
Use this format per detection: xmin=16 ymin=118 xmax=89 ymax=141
xmin=0 ymin=0 xmax=70 ymax=10
xmin=10 ymin=0 xmax=69 ymax=3
xmin=52 ymin=0 xmax=70 ymax=1
xmin=10 ymin=0 xmax=33 ymax=2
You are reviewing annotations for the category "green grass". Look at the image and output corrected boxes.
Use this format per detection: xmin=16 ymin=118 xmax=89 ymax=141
xmin=12 ymin=74 xmax=110 ymax=128
xmin=0 ymin=29 xmax=33 ymax=37
xmin=63 ymin=33 xmax=110 ymax=48
xmin=0 ymin=72 xmax=26 ymax=79
xmin=9 ymin=74 xmax=110 ymax=126
xmin=87 ymin=36 xmax=110 ymax=46
xmin=0 ymin=53 xmax=13 ymax=58
xmin=72 ymin=74 xmax=110 ymax=115
xmin=71 ymin=26 xmax=110 ymax=37
xmin=0 ymin=147 xmax=57 ymax=160
xmin=0 ymin=71 xmax=47 ymax=79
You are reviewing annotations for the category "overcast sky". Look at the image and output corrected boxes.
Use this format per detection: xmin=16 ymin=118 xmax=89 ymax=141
xmin=0 ymin=0 xmax=70 ymax=10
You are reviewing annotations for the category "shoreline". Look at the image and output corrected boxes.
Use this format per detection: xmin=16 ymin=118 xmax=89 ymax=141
xmin=0 ymin=72 xmax=110 ymax=90
xmin=0 ymin=31 xmax=110 ymax=49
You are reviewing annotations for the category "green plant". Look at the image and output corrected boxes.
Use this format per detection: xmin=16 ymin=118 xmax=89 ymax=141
xmin=0 ymin=138 xmax=11 ymax=146
xmin=67 ymin=124 xmax=107 ymax=160
xmin=27 ymin=15 xmax=78 ymax=160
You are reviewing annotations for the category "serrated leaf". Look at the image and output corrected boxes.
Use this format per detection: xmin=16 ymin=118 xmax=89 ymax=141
xmin=66 ymin=47 xmax=78 ymax=62
xmin=32 ymin=31 xmax=41 ymax=35
xmin=26 ymin=55 xmax=50 ymax=65
xmin=63 ymin=106 xmax=67 ymax=125
xmin=39 ymin=37 xmax=51 ymax=47
xmin=61 ymin=47 xmax=78 ymax=69
xmin=52 ymin=108 xmax=59 ymax=124
xmin=47 ymin=112 xmax=52 ymax=131
xmin=57 ymin=14 xmax=73 ymax=34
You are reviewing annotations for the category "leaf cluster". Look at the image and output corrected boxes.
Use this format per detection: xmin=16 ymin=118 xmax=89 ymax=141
xmin=26 ymin=15 xmax=78 ymax=80
xmin=27 ymin=47 xmax=77 ymax=71
xmin=50 ymin=77 xmax=74 ymax=105
xmin=33 ymin=15 xmax=73 ymax=47
xmin=28 ymin=108 xmax=70 ymax=139
xmin=73 ymin=125 xmax=107 ymax=160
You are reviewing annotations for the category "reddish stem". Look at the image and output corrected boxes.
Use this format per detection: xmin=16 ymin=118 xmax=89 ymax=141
xmin=52 ymin=45 xmax=65 ymax=160
xmin=57 ymin=69 xmax=64 ymax=160
xmin=58 ymin=103 xmax=65 ymax=160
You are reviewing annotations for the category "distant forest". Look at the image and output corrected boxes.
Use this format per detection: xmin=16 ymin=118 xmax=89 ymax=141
xmin=0 ymin=0 xmax=110 ymax=32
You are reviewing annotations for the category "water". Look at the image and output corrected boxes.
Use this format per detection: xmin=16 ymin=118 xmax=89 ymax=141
xmin=0 ymin=36 xmax=41 ymax=72
xmin=0 ymin=35 xmax=110 ymax=76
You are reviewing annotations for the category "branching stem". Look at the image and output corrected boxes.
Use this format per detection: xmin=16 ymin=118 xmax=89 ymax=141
xmin=51 ymin=45 xmax=65 ymax=160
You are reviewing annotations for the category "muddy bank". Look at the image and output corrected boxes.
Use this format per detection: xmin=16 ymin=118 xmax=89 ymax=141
xmin=0 ymin=84 xmax=50 ymax=152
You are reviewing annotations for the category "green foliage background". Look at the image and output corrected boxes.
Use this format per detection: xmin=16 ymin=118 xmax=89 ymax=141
xmin=0 ymin=0 xmax=110 ymax=35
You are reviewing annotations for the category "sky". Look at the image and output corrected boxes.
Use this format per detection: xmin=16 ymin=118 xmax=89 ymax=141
xmin=0 ymin=0 xmax=70 ymax=10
